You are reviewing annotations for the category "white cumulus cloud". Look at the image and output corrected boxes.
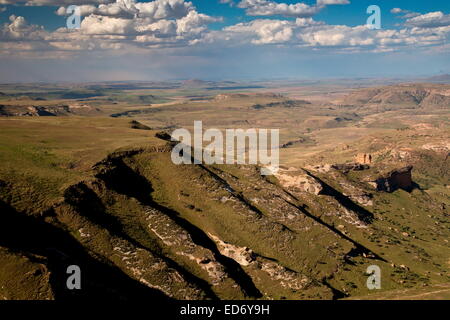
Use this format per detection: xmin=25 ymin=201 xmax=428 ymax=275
xmin=405 ymin=11 xmax=450 ymax=28
xmin=1 ymin=1 xmax=449 ymax=59
xmin=0 ymin=0 xmax=112 ymax=5
xmin=237 ymin=0 xmax=320 ymax=17
xmin=316 ymin=0 xmax=349 ymax=5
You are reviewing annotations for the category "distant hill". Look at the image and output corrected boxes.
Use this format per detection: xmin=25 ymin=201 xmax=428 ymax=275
xmin=425 ymin=74 xmax=450 ymax=83
xmin=181 ymin=79 xmax=212 ymax=87
xmin=338 ymin=83 xmax=450 ymax=110
xmin=0 ymin=104 xmax=101 ymax=117
xmin=181 ymin=79 xmax=264 ymax=90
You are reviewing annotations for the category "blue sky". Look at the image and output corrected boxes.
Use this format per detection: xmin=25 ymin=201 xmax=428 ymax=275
xmin=2 ymin=1 xmax=450 ymax=31
xmin=0 ymin=0 xmax=449 ymax=82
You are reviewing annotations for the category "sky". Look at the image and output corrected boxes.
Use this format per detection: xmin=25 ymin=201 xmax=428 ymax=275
xmin=0 ymin=0 xmax=449 ymax=82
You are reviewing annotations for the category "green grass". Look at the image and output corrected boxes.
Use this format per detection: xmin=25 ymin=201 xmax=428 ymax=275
xmin=0 ymin=117 xmax=164 ymax=213
xmin=0 ymin=82 xmax=448 ymax=300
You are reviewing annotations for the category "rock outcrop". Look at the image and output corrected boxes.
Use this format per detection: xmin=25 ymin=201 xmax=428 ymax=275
xmin=274 ymin=168 xmax=323 ymax=195
xmin=339 ymin=84 xmax=450 ymax=110
xmin=208 ymin=233 xmax=255 ymax=266
xmin=374 ymin=166 xmax=414 ymax=192
xmin=0 ymin=104 xmax=100 ymax=116
xmin=355 ymin=153 xmax=372 ymax=164
xmin=421 ymin=142 xmax=450 ymax=153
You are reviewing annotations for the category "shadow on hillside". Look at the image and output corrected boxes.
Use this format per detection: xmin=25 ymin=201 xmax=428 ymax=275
xmin=95 ymin=157 xmax=263 ymax=298
xmin=304 ymin=170 xmax=374 ymax=224
xmin=63 ymin=180 xmax=220 ymax=300
xmin=0 ymin=200 xmax=170 ymax=301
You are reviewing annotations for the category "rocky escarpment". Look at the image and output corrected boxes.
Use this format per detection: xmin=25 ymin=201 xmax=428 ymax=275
xmin=0 ymin=104 xmax=100 ymax=116
xmin=338 ymin=84 xmax=450 ymax=111
xmin=374 ymin=166 xmax=414 ymax=192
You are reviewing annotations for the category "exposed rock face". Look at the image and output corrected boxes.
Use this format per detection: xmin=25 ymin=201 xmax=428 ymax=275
xmin=275 ymin=168 xmax=323 ymax=195
xmin=339 ymin=84 xmax=450 ymax=110
xmin=375 ymin=166 xmax=414 ymax=192
xmin=145 ymin=208 xmax=229 ymax=286
xmin=355 ymin=153 xmax=372 ymax=164
xmin=58 ymin=181 xmax=210 ymax=300
xmin=257 ymin=259 xmax=310 ymax=291
xmin=0 ymin=104 xmax=99 ymax=116
xmin=208 ymin=233 xmax=254 ymax=266
xmin=420 ymin=93 xmax=450 ymax=109
xmin=421 ymin=142 xmax=450 ymax=153
xmin=208 ymin=233 xmax=312 ymax=292
xmin=390 ymin=148 xmax=413 ymax=160
xmin=335 ymin=178 xmax=373 ymax=207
